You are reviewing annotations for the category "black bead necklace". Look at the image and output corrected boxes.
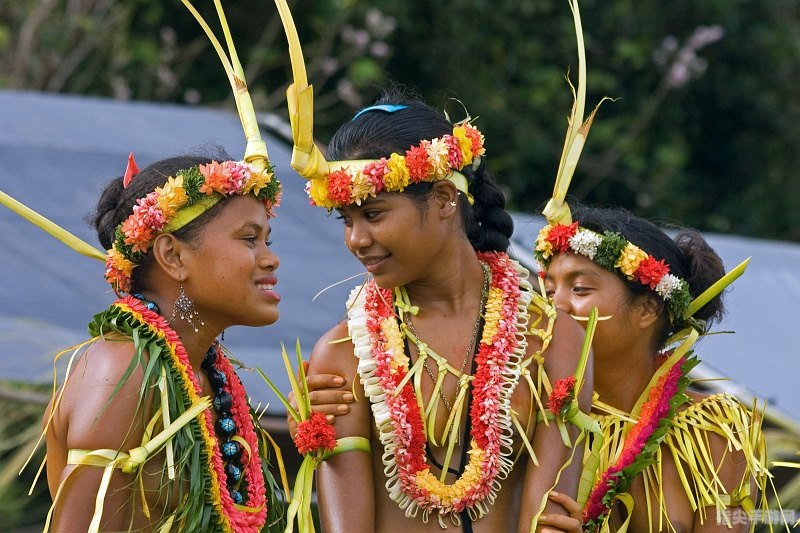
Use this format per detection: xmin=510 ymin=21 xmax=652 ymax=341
xmin=203 ymin=345 xmax=249 ymax=505
xmin=132 ymin=294 xmax=248 ymax=505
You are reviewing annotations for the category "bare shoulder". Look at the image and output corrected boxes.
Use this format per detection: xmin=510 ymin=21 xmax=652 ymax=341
xmin=309 ymin=321 xmax=358 ymax=378
xmin=56 ymin=336 xmax=151 ymax=452
xmin=309 ymin=321 xmax=371 ymax=439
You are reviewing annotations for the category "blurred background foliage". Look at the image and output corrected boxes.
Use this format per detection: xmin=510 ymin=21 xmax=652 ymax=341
xmin=1 ymin=0 xmax=798 ymax=240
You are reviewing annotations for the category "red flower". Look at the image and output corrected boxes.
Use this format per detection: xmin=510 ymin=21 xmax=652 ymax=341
xmin=463 ymin=124 xmax=485 ymax=157
xmin=547 ymin=376 xmax=576 ymax=416
xmin=633 ymin=256 xmax=670 ymax=289
xmin=405 ymin=145 xmax=432 ymax=183
xmin=293 ymin=412 xmax=337 ymax=455
xmin=544 ymin=222 xmax=579 ymax=253
xmin=326 ymin=169 xmax=353 ymax=205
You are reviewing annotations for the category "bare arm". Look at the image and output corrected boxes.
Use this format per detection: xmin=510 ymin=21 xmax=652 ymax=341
xmin=286 ymin=362 xmax=353 ymax=437
xmin=519 ymin=309 xmax=593 ymax=533
xmin=46 ymin=339 xmax=152 ymax=531
xmin=309 ymin=323 xmax=375 ymax=533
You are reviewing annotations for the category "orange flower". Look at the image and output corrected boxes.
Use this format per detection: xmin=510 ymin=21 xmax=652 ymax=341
xmin=463 ymin=123 xmax=485 ymax=158
xmin=327 ymin=169 xmax=353 ymax=205
xmin=199 ymin=161 xmax=233 ymax=195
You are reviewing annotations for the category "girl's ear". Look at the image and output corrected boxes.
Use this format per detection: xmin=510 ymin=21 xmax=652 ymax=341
xmin=634 ymin=294 xmax=661 ymax=331
xmin=431 ymin=180 xmax=459 ymax=219
xmin=151 ymin=234 xmax=186 ymax=282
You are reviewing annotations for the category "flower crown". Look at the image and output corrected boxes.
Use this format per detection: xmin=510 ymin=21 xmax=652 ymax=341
xmin=273 ymin=1 xmax=484 ymax=210
xmin=306 ymin=120 xmax=485 ymax=209
xmin=534 ymin=222 xmax=692 ymax=320
xmin=105 ymin=160 xmax=281 ymax=292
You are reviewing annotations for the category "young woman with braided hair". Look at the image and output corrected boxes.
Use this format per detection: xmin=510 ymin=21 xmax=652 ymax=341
xmin=292 ymin=91 xmax=592 ymax=532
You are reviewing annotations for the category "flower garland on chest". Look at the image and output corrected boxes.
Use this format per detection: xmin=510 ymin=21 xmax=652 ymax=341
xmin=346 ymin=251 xmax=532 ymax=525
xmin=581 ymin=353 xmax=696 ymax=532
xmin=114 ymin=295 xmax=268 ymax=533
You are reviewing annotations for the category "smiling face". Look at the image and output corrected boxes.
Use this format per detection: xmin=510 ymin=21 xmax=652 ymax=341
xmin=544 ymin=252 xmax=657 ymax=362
xmin=182 ymin=195 xmax=280 ymax=329
xmin=336 ymin=191 xmax=451 ymax=288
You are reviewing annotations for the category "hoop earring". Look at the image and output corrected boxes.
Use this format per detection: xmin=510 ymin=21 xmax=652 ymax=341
xmin=170 ymin=280 xmax=204 ymax=333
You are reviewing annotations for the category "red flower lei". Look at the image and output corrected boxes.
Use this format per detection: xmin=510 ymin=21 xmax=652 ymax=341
xmin=582 ymin=356 xmax=691 ymax=531
xmin=350 ymin=251 xmax=527 ymax=520
xmin=118 ymin=296 xmax=268 ymax=532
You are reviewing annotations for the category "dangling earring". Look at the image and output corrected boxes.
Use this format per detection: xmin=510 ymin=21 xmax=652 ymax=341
xmin=170 ymin=279 xmax=204 ymax=332
xmin=221 ymin=330 xmax=225 ymax=341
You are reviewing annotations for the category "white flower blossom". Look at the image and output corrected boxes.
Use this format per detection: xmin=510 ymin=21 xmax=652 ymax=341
xmin=655 ymin=274 xmax=682 ymax=300
xmin=569 ymin=229 xmax=602 ymax=259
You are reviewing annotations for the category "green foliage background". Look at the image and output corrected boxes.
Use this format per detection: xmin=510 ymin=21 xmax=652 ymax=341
xmin=1 ymin=0 xmax=798 ymax=241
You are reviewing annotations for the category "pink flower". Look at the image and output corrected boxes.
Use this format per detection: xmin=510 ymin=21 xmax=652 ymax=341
xmin=131 ymin=193 xmax=166 ymax=231
xmin=223 ymin=161 xmax=249 ymax=192
xmin=444 ymin=135 xmax=463 ymax=169
xmin=362 ymin=159 xmax=389 ymax=192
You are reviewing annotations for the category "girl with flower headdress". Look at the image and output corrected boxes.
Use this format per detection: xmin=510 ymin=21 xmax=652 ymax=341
xmin=35 ymin=152 xmax=286 ymax=532
xmin=286 ymin=89 xmax=593 ymax=533
xmin=4 ymin=2 xmax=295 ymax=530
xmin=533 ymin=205 xmax=773 ymax=532
xmin=276 ymin=0 xmax=778 ymax=525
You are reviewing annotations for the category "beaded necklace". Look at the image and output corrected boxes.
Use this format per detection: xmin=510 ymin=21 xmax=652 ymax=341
xmin=115 ymin=295 xmax=269 ymax=532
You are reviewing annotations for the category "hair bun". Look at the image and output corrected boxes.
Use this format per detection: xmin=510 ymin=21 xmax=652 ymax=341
xmin=674 ymin=230 xmax=726 ymax=324
xmin=92 ymin=177 xmax=126 ymax=250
